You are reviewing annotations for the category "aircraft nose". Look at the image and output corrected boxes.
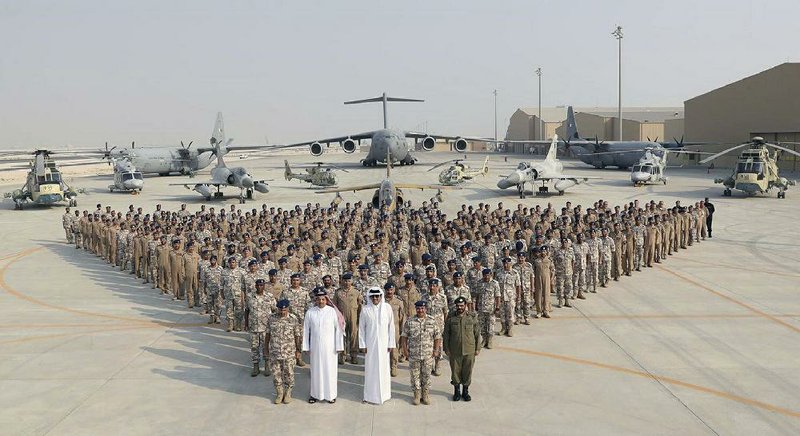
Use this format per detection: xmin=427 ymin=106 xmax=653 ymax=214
xmin=241 ymin=176 xmax=254 ymax=189
xmin=506 ymin=172 xmax=522 ymax=185
xmin=631 ymin=172 xmax=648 ymax=182
xmin=124 ymin=180 xmax=143 ymax=190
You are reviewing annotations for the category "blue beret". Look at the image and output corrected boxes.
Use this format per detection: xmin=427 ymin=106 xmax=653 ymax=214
xmin=312 ymin=287 xmax=327 ymax=296
xmin=428 ymin=278 xmax=440 ymax=285
xmin=303 ymin=259 xmax=311 ymax=265
xmin=422 ymin=253 xmax=432 ymax=260
xmin=313 ymin=254 xmax=322 ymax=260
xmin=248 ymin=259 xmax=258 ymax=266
xmin=472 ymin=255 xmax=481 ymax=261
xmin=277 ymin=299 xmax=290 ymax=309
xmin=326 ymin=247 xmax=334 ymax=252
xmin=287 ymin=244 xmax=295 ymax=250
xmin=502 ymin=257 xmax=512 ymax=262
xmin=425 ymin=265 xmax=435 ymax=271
xmin=268 ymin=269 xmax=278 ymax=275
xmin=403 ymin=273 xmax=414 ymax=280
xmin=255 ymin=278 xmax=265 ymax=285
xmin=454 ymin=296 xmax=467 ymax=305
xmin=278 ymin=257 xmax=288 ymax=263
xmin=260 ymin=251 xmax=269 ymax=257
xmin=384 ymin=282 xmax=394 ymax=290
xmin=342 ymin=272 xmax=353 ymax=280
xmin=482 ymin=268 xmax=492 ymax=275
xmin=415 ymin=300 xmax=427 ymax=307
xmin=358 ymin=264 xmax=370 ymax=270
xmin=228 ymin=256 xmax=238 ymax=263
xmin=290 ymin=273 xmax=301 ymax=279
xmin=453 ymin=271 xmax=463 ymax=278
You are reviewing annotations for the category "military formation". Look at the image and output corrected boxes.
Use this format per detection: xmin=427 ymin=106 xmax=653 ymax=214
xmin=61 ymin=196 xmax=713 ymax=404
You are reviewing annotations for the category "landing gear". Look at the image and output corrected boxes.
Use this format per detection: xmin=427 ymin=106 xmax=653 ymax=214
xmin=400 ymin=157 xmax=415 ymax=166
xmin=723 ymin=189 xmax=732 ymax=197
xmin=537 ymin=186 xmax=549 ymax=196
xmin=14 ymin=202 xmax=22 ymax=210
xmin=246 ymin=189 xmax=253 ymax=200
xmin=69 ymin=198 xmax=77 ymax=207
xmin=361 ymin=159 xmax=378 ymax=167
xmin=517 ymin=183 xmax=526 ymax=199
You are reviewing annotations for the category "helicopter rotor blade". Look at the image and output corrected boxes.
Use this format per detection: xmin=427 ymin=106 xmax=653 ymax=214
xmin=699 ymin=143 xmax=750 ymax=164
xmin=767 ymin=143 xmax=800 ymax=159
xmin=428 ymin=160 xmax=456 ymax=172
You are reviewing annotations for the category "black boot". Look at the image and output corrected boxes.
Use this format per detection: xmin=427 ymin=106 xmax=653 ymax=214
xmin=452 ymin=384 xmax=461 ymax=402
xmin=462 ymin=386 xmax=471 ymax=402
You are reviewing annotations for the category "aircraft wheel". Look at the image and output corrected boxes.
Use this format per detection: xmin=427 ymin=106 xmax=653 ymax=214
xmin=558 ymin=191 xmax=565 ymax=196
xmin=205 ymin=196 xmax=211 ymax=201
xmin=723 ymin=189 xmax=731 ymax=197
xmin=663 ymin=179 xmax=667 ymax=185
xmin=246 ymin=189 xmax=253 ymax=199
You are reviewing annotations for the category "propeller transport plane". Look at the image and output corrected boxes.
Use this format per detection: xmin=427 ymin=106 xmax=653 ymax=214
xmin=497 ymin=135 xmax=597 ymax=198
xmin=272 ymin=92 xmax=490 ymax=166
xmin=700 ymin=136 xmax=799 ymax=198
xmin=429 ymin=156 xmax=490 ymax=186
xmin=170 ymin=115 xmax=269 ymax=203
xmin=284 ymin=160 xmax=347 ymax=187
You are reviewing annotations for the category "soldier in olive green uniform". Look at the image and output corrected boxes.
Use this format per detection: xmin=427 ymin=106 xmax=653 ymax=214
xmin=443 ymin=296 xmax=480 ymax=402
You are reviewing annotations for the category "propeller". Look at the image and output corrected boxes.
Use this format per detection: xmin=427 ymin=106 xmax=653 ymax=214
xmin=181 ymin=140 xmax=194 ymax=149
xmin=428 ymin=159 xmax=464 ymax=172
xmin=646 ymin=136 xmax=659 ymax=143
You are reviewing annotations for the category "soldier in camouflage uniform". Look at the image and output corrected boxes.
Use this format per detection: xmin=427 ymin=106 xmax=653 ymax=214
xmin=495 ymin=257 xmax=521 ymax=336
xmin=202 ymin=255 xmax=224 ymax=324
xmin=572 ymin=235 xmax=588 ymax=298
xmin=197 ymin=250 xmax=211 ymax=312
xmin=280 ymin=273 xmax=310 ymax=367
xmin=222 ymin=256 xmax=246 ymax=332
xmin=633 ymin=218 xmax=646 ymax=271
xmin=554 ymin=238 xmax=576 ymax=306
xmin=353 ymin=264 xmax=379 ymax=302
xmin=267 ymin=299 xmax=302 ymax=404
xmin=422 ymin=278 xmax=447 ymax=376
xmin=400 ymin=301 xmax=442 ymax=405
xmin=147 ymin=233 xmax=160 ymax=289
xmin=598 ymin=228 xmax=615 ymax=287
xmin=249 ymin=279 xmax=276 ymax=377
xmin=444 ymin=271 xmax=472 ymax=312
xmin=513 ymin=251 xmax=535 ymax=324
xmin=585 ymin=229 xmax=600 ymax=293
xmin=117 ymin=224 xmax=130 ymax=271
xmin=475 ymin=269 xmax=500 ymax=348
xmin=62 ymin=208 xmax=74 ymax=244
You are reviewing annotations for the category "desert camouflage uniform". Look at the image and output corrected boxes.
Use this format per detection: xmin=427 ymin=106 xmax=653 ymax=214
xmin=495 ymin=269 xmax=520 ymax=330
xmin=513 ymin=261 xmax=534 ymax=320
xmin=202 ymin=264 xmax=224 ymax=322
xmin=268 ymin=313 xmax=301 ymax=392
xmin=401 ymin=316 xmax=441 ymax=391
xmin=633 ymin=224 xmax=646 ymax=270
xmin=62 ymin=212 xmax=74 ymax=244
xmin=444 ymin=284 xmax=472 ymax=312
xmin=249 ymin=292 xmax=276 ymax=365
xmin=222 ymin=267 xmax=246 ymax=330
xmin=147 ymin=239 xmax=159 ymax=288
xmin=554 ymin=246 xmax=575 ymax=300
xmin=599 ymin=235 xmax=615 ymax=286
xmin=585 ymin=237 xmax=600 ymax=292
xmin=117 ymin=229 xmax=130 ymax=271
xmin=475 ymin=279 xmax=500 ymax=342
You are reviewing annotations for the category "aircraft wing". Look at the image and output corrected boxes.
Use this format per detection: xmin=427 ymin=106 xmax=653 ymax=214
xmin=245 ymin=131 xmax=379 ymax=151
xmin=404 ymin=132 xmax=496 ymax=143
xmin=169 ymin=181 xmax=226 ymax=188
xmin=537 ymin=174 xmax=601 ymax=181
xmin=314 ymin=183 xmax=381 ymax=194
xmin=394 ymin=183 xmax=461 ymax=190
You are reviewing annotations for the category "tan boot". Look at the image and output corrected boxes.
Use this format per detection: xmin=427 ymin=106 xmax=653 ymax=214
xmin=391 ymin=367 xmax=397 ymax=377
xmin=274 ymin=388 xmax=284 ymax=405
xmin=432 ymin=359 xmax=441 ymax=376
xmin=564 ymin=298 xmax=572 ymax=308
xmin=486 ymin=335 xmax=493 ymax=349
xmin=506 ymin=325 xmax=513 ymax=337
xmin=350 ymin=353 xmax=358 ymax=365
xmin=421 ymin=388 xmax=430 ymax=405
xmin=412 ymin=390 xmax=421 ymax=405
xmin=282 ymin=388 xmax=292 ymax=404
xmin=296 ymin=356 xmax=307 ymax=367
xmin=251 ymin=363 xmax=260 ymax=377
xmin=263 ymin=363 xmax=271 ymax=377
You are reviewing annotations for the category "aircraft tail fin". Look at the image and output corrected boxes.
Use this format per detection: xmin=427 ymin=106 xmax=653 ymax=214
xmin=566 ymin=106 xmax=580 ymax=141
xmin=284 ymin=160 xmax=293 ymax=181
xmin=211 ymin=112 xmax=227 ymax=168
xmin=344 ymin=92 xmax=424 ymax=128
xmin=546 ymin=134 xmax=559 ymax=161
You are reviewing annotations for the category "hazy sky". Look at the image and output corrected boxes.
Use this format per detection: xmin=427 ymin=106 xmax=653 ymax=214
xmin=1 ymin=0 xmax=797 ymax=148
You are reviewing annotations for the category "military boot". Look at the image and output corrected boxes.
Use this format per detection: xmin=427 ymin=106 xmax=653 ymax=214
xmin=506 ymin=325 xmax=513 ymax=337
xmin=274 ymin=388 xmax=284 ymax=405
xmin=462 ymin=386 xmax=472 ymax=402
xmin=251 ymin=363 xmax=260 ymax=377
xmin=412 ymin=390 xmax=421 ymax=405
xmin=523 ymin=317 xmax=531 ymax=325
xmin=486 ymin=335 xmax=494 ymax=349
xmin=391 ymin=366 xmax=398 ymax=377
xmin=263 ymin=362 xmax=271 ymax=377
xmin=421 ymin=388 xmax=431 ymax=405
xmin=338 ymin=352 xmax=345 ymax=365
xmin=208 ymin=315 xmax=215 ymax=324
xmin=564 ymin=298 xmax=572 ymax=308
xmin=432 ymin=358 xmax=441 ymax=376
xmin=556 ymin=298 xmax=563 ymax=308
xmin=296 ymin=355 xmax=307 ymax=367
xmin=282 ymin=388 xmax=293 ymax=404
xmin=350 ymin=353 xmax=358 ymax=365
xmin=452 ymin=384 xmax=462 ymax=402
xmin=576 ymin=290 xmax=586 ymax=300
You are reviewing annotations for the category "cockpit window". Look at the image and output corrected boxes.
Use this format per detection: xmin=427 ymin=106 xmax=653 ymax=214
xmin=737 ymin=162 xmax=764 ymax=174
xmin=517 ymin=162 xmax=530 ymax=170
xmin=133 ymin=172 xmax=143 ymax=180
xmin=122 ymin=173 xmax=134 ymax=181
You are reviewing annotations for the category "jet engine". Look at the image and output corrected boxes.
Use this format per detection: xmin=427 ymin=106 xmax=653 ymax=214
xmin=341 ymin=138 xmax=357 ymax=154
xmin=254 ymin=182 xmax=269 ymax=193
xmin=453 ymin=138 xmax=468 ymax=152
xmin=421 ymin=136 xmax=436 ymax=151
xmin=194 ymin=184 xmax=212 ymax=198
xmin=310 ymin=142 xmax=324 ymax=156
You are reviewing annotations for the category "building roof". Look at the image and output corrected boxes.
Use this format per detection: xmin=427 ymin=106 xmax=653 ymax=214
xmin=685 ymin=62 xmax=800 ymax=103
xmin=517 ymin=106 xmax=684 ymax=123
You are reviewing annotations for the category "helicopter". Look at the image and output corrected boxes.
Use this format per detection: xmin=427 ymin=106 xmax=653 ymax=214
xmin=107 ymin=156 xmax=144 ymax=193
xmin=284 ymin=160 xmax=349 ymax=187
xmin=428 ymin=156 xmax=490 ymax=186
xmin=700 ymin=136 xmax=799 ymax=198
xmin=3 ymin=150 xmax=83 ymax=210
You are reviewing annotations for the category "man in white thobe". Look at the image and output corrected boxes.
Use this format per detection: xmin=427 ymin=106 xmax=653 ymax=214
xmin=303 ymin=288 xmax=345 ymax=403
xmin=358 ymin=286 xmax=396 ymax=404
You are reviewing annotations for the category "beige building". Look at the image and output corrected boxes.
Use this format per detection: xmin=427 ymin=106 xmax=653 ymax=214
xmin=684 ymin=62 xmax=800 ymax=171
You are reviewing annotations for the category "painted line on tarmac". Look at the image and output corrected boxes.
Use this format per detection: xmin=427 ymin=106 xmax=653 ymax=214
xmin=0 ymin=248 xmax=216 ymax=329
xmin=656 ymin=265 xmax=800 ymax=334
xmin=497 ymin=345 xmax=800 ymax=419
xmin=668 ymin=256 xmax=800 ymax=278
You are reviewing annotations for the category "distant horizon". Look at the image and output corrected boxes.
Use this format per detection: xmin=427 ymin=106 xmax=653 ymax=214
xmin=1 ymin=0 xmax=797 ymax=148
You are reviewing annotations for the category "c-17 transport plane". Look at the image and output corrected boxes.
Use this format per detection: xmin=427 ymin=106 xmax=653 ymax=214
xmin=272 ymin=92 xmax=489 ymax=166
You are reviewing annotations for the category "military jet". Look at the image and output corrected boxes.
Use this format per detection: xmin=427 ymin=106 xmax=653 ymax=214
xmin=2 ymin=150 xmax=83 ymax=209
xmin=315 ymin=151 xmax=450 ymax=211
xmin=170 ymin=116 xmax=269 ymax=203
xmin=270 ymin=92 xmax=490 ymax=166
xmin=284 ymin=160 xmax=347 ymax=187
xmin=700 ymin=136 xmax=799 ymax=198
xmin=107 ymin=156 xmax=144 ymax=193
xmin=428 ymin=157 xmax=490 ymax=186
xmin=497 ymin=135 xmax=597 ymax=198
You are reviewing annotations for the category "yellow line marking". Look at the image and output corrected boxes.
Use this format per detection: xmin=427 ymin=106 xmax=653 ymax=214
xmin=497 ymin=346 xmax=800 ymax=419
xmin=657 ymin=265 xmax=800 ymax=334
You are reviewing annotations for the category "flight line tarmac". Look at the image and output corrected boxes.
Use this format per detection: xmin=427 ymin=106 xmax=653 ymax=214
xmin=0 ymin=152 xmax=798 ymax=435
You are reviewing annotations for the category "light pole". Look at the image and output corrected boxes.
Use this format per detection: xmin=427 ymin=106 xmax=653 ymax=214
xmin=493 ymin=89 xmax=498 ymax=143
xmin=535 ymin=68 xmax=542 ymax=140
xmin=612 ymin=25 xmax=623 ymax=141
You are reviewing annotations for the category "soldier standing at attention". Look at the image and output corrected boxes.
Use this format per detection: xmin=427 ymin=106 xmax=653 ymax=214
xmin=266 ymin=299 xmax=302 ymax=404
xmin=249 ymin=279 xmax=276 ymax=377
xmin=554 ymin=238 xmax=575 ymax=307
xmin=222 ymin=256 xmax=246 ymax=332
xmin=495 ymin=257 xmax=521 ymax=337
xmin=169 ymin=239 xmax=185 ymax=300
xmin=157 ymin=235 xmax=171 ymax=294
xmin=400 ymin=301 xmax=442 ymax=406
xmin=513 ymin=251 xmax=535 ymax=323
xmin=62 ymin=207 xmax=74 ymax=244
xmin=280 ymin=273 xmax=310 ymax=366
xmin=443 ymin=296 xmax=480 ymax=402
xmin=423 ymin=278 xmax=448 ymax=376
xmin=182 ymin=242 xmax=200 ymax=308
xmin=333 ymin=272 xmax=361 ymax=365
xmin=384 ymin=283 xmax=405 ymax=377
xmin=704 ymin=198 xmax=715 ymax=238
xmin=202 ymin=255 xmax=224 ymax=324
xmin=533 ymin=246 xmax=554 ymax=317
xmin=475 ymin=269 xmax=500 ymax=348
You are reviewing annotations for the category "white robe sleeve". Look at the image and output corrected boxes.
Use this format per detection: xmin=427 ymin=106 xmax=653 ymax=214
xmin=358 ymin=310 xmax=367 ymax=349
xmin=334 ymin=311 xmax=345 ymax=352
xmin=302 ymin=310 xmax=311 ymax=352
xmin=387 ymin=308 xmax=396 ymax=349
